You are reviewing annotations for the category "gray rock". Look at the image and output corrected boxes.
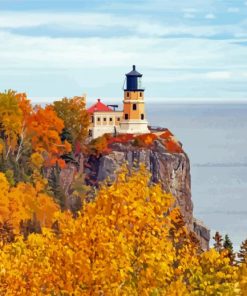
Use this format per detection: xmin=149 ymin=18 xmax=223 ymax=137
xmin=91 ymin=141 xmax=209 ymax=249
xmin=60 ymin=139 xmax=210 ymax=249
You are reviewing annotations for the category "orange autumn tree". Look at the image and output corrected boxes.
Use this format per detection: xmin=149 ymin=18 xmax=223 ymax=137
xmin=27 ymin=105 xmax=71 ymax=167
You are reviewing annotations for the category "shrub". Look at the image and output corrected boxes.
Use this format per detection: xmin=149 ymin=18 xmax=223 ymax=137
xmin=134 ymin=133 xmax=158 ymax=147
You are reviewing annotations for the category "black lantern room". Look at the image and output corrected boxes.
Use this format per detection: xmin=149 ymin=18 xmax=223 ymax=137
xmin=124 ymin=65 xmax=144 ymax=91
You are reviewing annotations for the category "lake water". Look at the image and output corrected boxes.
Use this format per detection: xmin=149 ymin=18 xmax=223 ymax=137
xmin=147 ymin=102 xmax=247 ymax=249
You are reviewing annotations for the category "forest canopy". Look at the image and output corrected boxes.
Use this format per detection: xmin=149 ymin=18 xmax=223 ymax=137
xmin=0 ymin=90 xmax=247 ymax=295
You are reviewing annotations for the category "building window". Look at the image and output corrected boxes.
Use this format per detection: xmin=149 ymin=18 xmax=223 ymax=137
xmin=140 ymin=92 xmax=142 ymax=97
xmin=103 ymin=117 xmax=107 ymax=122
xmin=97 ymin=117 xmax=101 ymax=122
xmin=117 ymin=117 xmax=120 ymax=121
xmin=91 ymin=116 xmax=94 ymax=123
xmin=141 ymin=114 xmax=144 ymax=120
xmin=109 ymin=117 xmax=113 ymax=122
xmin=133 ymin=104 xmax=137 ymax=110
xmin=127 ymin=92 xmax=129 ymax=97
xmin=125 ymin=114 xmax=129 ymax=120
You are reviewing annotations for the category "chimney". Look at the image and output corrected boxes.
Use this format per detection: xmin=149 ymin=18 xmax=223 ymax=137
xmin=133 ymin=65 xmax=136 ymax=71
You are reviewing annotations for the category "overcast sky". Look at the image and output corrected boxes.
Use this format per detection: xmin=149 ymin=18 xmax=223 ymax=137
xmin=0 ymin=0 xmax=247 ymax=103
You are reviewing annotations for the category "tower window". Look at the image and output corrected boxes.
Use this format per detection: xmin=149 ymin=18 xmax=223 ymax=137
xmin=97 ymin=117 xmax=101 ymax=122
xmin=133 ymin=104 xmax=137 ymax=110
xmin=103 ymin=117 xmax=107 ymax=122
xmin=126 ymin=92 xmax=129 ymax=97
xmin=109 ymin=117 xmax=113 ymax=122
xmin=140 ymin=92 xmax=142 ymax=97
xmin=141 ymin=114 xmax=144 ymax=120
xmin=125 ymin=114 xmax=129 ymax=120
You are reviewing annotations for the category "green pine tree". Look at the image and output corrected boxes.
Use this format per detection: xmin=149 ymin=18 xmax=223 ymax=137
xmin=223 ymin=234 xmax=235 ymax=264
xmin=48 ymin=162 xmax=67 ymax=210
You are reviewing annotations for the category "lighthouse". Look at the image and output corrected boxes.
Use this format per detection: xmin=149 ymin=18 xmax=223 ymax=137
xmin=119 ymin=65 xmax=150 ymax=134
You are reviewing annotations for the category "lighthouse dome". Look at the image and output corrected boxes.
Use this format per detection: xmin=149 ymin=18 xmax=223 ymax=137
xmin=125 ymin=65 xmax=144 ymax=91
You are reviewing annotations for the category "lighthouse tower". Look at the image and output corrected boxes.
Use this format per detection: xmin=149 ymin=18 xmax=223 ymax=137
xmin=119 ymin=65 xmax=150 ymax=134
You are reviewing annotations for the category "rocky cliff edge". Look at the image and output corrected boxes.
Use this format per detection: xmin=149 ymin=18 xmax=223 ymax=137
xmin=83 ymin=130 xmax=210 ymax=250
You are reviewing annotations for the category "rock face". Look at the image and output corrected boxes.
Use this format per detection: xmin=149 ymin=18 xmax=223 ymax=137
xmin=85 ymin=139 xmax=210 ymax=249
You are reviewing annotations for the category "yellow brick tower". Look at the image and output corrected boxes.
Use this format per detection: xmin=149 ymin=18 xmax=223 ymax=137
xmin=119 ymin=65 xmax=150 ymax=134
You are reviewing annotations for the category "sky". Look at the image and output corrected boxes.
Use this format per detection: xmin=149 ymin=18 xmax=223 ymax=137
xmin=0 ymin=0 xmax=247 ymax=103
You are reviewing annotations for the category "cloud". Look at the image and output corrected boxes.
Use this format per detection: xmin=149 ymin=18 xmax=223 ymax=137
xmin=227 ymin=7 xmax=240 ymax=13
xmin=183 ymin=8 xmax=198 ymax=13
xmin=0 ymin=7 xmax=247 ymax=100
xmin=0 ymin=12 xmax=128 ymax=30
xmin=147 ymin=71 xmax=237 ymax=83
xmin=205 ymin=71 xmax=232 ymax=80
xmin=183 ymin=8 xmax=197 ymax=18
xmin=205 ymin=13 xmax=216 ymax=19
xmin=0 ymin=10 xmax=245 ymax=42
xmin=1 ymin=23 xmax=247 ymax=73
xmin=183 ymin=13 xmax=195 ymax=19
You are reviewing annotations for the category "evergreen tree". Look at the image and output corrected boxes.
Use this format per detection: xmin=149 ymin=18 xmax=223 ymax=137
xmin=213 ymin=231 xmax=223 ymax=252
xmin=48 ymin=162 xmax=66 ymax=210
xmin=223 ymin=234 xmax=235 ymax=264
xmin=60 ymin=128 xmax=73 ymax=144
xmin=238 ymin=239 xmax=247 ymax=263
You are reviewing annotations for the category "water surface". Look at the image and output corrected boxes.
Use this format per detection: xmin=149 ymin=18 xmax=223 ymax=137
xmin=147 ymin=103 xmax=247 ymax=249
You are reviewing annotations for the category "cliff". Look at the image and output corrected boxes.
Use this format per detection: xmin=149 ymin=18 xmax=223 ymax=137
xmin=83 ymin=132 xmax=210 ymax=250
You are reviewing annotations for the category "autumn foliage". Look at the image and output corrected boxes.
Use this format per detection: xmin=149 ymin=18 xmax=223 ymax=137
xmin=0 ymin=165 xmax=244 ymax=295
xmin=0 ymin=90 xmax=247 ymax=295
xmin=134 ymin=133 xmax=158 ymax=147
xmin=0 ymin=172 xmax=58 ymax=234
xmin=89 ymin=131 xmax=183 ymax=155
xmin=52 ymin=96 xmax=90 ymax=151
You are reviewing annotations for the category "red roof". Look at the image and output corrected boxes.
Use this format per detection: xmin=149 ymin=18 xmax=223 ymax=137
xmin=87 ymin=99 xmax=113 ymax=113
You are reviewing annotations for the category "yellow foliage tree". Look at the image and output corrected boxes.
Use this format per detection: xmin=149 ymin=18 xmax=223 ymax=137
xmin=0 ymin=90 xmax=23 ymax=158
xmin=238 ymin=261 xmax=247 ymax=294
xmin=188 ymin=248 xmax=239 ymax=295
xmin=0 ymin=172 xmax=58 ymax=232
xmin=52 ymin=96 xmax=90 ymax=150
xmin=0 ymin=166 xmax=243 ymax=295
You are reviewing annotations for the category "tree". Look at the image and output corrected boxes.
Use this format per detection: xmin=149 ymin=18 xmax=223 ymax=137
xmin=0 ymin=220 xmax=15 ymax=247
xmin=0 ymin=172 xmax=58 ymax=233
xmin=52 ymin=96 xmax=90 ymax=150
xmin=238 ymin=239 xmax=247 ymax=263
xmin=213 ymin=231 xmax=223 ymax=252
xmin=0 ymin=166 xmax=182 ymax=295
xmin=48 ymin=163 xmax=67 ymax=210
xmin=15 ymin=92 xmax=33 ymax=162
xmin=189 ymin=248 xmax=238 ymax=295
xmin=27 ymin=105 xmax=71 ymax=167
xmin=88 ymin=134 xmax=109 ymax=155
xmin=223 ymin=234 xmax=235 ymax=264
xmin=0 ymin=90 xmax=23 ymax=159
xmin=0 ymin=165 xmax=242 ymax=295
xmin=238 ymin=259 xmax=247 ymax=293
